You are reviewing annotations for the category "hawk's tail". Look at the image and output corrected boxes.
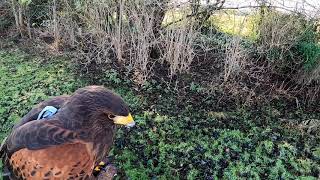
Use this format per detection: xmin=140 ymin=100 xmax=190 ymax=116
xmin=1 ymin=137 xmax=11 ymax=180
xmin=0 ymin=136 xmax=7 ymax=160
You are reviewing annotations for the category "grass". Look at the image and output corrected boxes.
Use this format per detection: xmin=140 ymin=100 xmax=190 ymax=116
xmin=0 ymin=49 xmax=85 ymax=140
xmin=163 ymin=9 xmax=260 ymax=40
xmin=209 ymin=11 xmax=259 ymax=40
xmin=0 ymin=48 xmax=320 ymax=179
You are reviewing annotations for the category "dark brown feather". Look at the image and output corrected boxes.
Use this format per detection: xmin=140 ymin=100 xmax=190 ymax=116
xmin=13 ymin=95 xmax=70 ymax=130
xmin=2 ymin=86 xmax=130 ymax=180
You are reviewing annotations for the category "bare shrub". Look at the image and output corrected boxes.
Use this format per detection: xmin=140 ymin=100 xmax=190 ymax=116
xmin=223 ymin=36 xmax=248 ymax=82
xmin=253 ymin=9 xmax=320 ymax=103
xmin=220 ymin=13 xmax=249 ymax=82
xmin=257 ymin=10 xmax=306 ymax=65
xmin=55 ymin=0 xmax=210 ymax=84
xmin=55 ymin=0 xmax=164 ymax=83
xmin=7 ymin=0 xmax=320 ymax=105
xmin=124 ymin=1 xmax=158 ymax=83
xmin=162 ymin=20 xmax=198 ymax=77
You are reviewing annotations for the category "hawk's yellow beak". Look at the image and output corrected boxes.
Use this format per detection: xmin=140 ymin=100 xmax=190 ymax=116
xmin=114 ymin=113 xmax=135 ymax=127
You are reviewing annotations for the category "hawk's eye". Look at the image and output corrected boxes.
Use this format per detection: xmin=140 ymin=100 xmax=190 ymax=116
xmin=108 ymin=114 xmax=116 ymax=119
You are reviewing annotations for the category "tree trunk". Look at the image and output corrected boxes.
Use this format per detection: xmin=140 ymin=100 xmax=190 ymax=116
xmin=11 ymin=0 xmax=23 ymax=37
xmin=151 ymin=0 xmax=168 ymax=39
xmin=53 ymin=0 xmax=59 ymax=48
xmin=149 ymin=0 xmax=168 ymax=59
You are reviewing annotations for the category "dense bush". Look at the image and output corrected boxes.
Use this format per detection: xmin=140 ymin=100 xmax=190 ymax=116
xmin=0 ymin=1 xmax=14 ymax=35
xmin=256 ymin=10 xmax=320 ymax=82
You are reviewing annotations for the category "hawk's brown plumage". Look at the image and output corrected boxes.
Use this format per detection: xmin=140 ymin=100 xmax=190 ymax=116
xmin=1 ymin=86 xmax=134 ymax=179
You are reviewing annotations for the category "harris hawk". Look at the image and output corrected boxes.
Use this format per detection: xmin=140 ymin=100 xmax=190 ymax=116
xmin=0 ymin=86 xmax=135 ymax=179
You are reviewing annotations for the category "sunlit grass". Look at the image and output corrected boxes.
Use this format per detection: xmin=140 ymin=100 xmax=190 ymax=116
xmin=163 ymin=9 xmax=259 ymax=41
xmin=210 ymin=11 xmax=259 ymax=40
xmin=163 ymin=8 xmax=188 ymax=26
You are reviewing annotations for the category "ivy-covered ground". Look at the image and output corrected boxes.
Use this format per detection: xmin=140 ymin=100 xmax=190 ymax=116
xmin=0 ymin=48 xmax=320 ymax=179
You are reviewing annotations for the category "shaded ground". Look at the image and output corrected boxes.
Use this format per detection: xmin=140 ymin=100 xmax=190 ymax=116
xmin=0 ymin=47 xmax=319 ymax=179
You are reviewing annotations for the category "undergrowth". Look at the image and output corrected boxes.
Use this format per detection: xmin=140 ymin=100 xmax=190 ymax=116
xmin=0 ymin=48 xmax=319 ymax=179
xmin=96 ymin=56 xmax=320 ymax=179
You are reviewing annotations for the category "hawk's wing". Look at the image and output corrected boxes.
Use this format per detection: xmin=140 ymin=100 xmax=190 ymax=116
xmin=13 ymin=95 xmax=70 ymax=129
xmin=5 ymin=119 xmax=78 ymax=156
xmin=1 ymin=95 xmax=70 ymax=161
xmin=1 ymin=118 xmax=79 ymax=179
